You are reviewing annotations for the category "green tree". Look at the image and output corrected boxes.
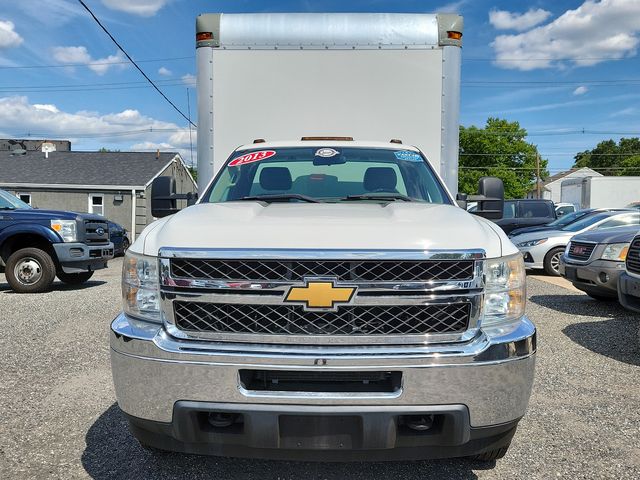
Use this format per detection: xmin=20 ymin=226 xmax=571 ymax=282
xmin=459 ymin=118 xmax=548 ymax=199
xmin=573 ymin=137 xmax=640 ymax=175
xmin=188 ymin=166 xmax=198 ymax=182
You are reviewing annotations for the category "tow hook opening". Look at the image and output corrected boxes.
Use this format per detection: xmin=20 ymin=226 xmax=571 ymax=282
xmin=398 ymin=414 xmax=444 ymax=436
xmin=198 ymin=411 xmax=244 ymax=434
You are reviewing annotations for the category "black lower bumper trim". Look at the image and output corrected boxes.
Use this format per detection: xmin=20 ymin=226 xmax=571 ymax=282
xmin=124 ymin=402 xmax=519 ymax=461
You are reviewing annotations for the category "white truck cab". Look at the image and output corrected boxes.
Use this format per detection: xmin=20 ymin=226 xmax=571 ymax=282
xmin=110 ymin=14 xmax=536 ymax=462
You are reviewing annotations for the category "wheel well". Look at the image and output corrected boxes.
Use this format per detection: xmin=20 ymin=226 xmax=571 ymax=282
xmin=0 ymin=234 xmax=55 ymax=265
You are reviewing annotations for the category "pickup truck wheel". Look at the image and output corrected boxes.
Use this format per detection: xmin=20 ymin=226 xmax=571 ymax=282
xmin=122 ymin=237 xmax=130 ymax=252
xmin=543 ymin=247 xmax=564 ymax=276
xmin=5 ymin=247 xmax=56 ymax=293
xmin=57 ymin=271 xmax=94 ymax=285
xmin=468 ymin=444 xmax=510 ymax=462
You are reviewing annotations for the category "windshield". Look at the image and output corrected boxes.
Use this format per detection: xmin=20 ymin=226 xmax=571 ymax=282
xmin=548 ymin=209 xmax=589 ymax=228
xmin=0 ymin=190 xmax=32 ymax=210
xmin=561 ymin=212 xmax=613 ymax=232
xmin=203 ymin=147 xmax=451 ymax=204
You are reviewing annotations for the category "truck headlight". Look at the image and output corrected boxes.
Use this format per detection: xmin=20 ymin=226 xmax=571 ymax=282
xmin=600 ymin=243 xmax=629 ymax=261
xmin=122 ymin=251 xmax=160 ymax=323
xmin=50 ymin=219 xmax=77 ymax=242
xmin=516 ymin=238 xmax=547 ymax=248
xmin=482 ymin=253 xmax=526 ymax=327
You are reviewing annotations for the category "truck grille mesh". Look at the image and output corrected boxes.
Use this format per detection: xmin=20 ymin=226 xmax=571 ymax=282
xmin=170 ymin=259 xmax=474 ymax=282
xmin=173 ymin=301 xmax=470 ymax=336
xmin=83 ymin=219 xmax=109 ymax=245
xmin=626 ymin=237 xmax=640 ymax=274
xmin=567 ymin=242 xmax=596 ymax=261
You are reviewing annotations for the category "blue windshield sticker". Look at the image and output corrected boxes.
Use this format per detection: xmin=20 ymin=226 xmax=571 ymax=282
xmin=394 ymin=150 xmax=422 ymax=162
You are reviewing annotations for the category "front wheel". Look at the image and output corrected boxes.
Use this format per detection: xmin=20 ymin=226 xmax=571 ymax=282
xmin=543 ymin=247 xmax=565 ymax=276
xmin=5 ymin=247 xmax=57 ymax=293
xmin=57 ymin=271 xmax=94 ymax=285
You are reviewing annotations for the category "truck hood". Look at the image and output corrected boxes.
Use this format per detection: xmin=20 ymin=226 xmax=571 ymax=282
xmin=3 ymin=208 xmax=101 ymax=221
xmin=571 ymin=225 xmax=640 ymax=245
xmin=134 ymin=202 xmax=515 ymax=258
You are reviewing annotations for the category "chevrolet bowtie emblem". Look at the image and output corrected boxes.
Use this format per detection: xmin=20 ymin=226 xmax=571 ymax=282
xmin=284 ymin=279 xmax=356 ymax=310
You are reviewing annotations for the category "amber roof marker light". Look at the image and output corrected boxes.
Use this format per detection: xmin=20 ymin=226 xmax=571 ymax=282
xmin=447 ymin=31 xmax=462 ymax=40
xmin=196 ymin=32 xmax=213 ymax=42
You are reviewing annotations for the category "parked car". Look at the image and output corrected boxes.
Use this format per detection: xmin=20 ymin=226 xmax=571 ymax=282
xmin=559 ymin=225 xmax=639 ymax=300
xmin=508 ymin=208 xmax=631 ymax=238
xmin=494 ymin=199 xmax=557 ymax=235
xmin=618 ymin=233 xmax=640 ymax=312
xmin=0 ymin=189 xmax=113 ymax=292
xmin=554 ymin=202 xmax=576 ymax=217
xmin=108 ymin=221 xmax=130 ymax=256
xmin=512 ymin=210 xmax=640 ymax=276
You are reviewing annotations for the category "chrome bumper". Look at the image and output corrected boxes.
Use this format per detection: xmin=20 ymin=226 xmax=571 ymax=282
xmin=110 ymin=314 xmax=536 ymax=428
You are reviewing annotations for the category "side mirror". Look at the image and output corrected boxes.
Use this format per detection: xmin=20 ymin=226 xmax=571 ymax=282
xmin=467 ymin=176 xmax=504 ymax=220
xmin=456 ymin=192 xmax=468 ymax=210
xmin=151 ymin=177 xmax=178 ymax=218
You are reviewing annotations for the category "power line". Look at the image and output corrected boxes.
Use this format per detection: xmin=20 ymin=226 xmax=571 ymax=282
xmin=77 ymin=0 xmax=196 ymax=128
xmin=0 ymin=56 xmax=193 ymax=70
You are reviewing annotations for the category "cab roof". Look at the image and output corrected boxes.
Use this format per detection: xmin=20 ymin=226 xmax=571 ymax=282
xmin=235 ymin=140 xmax=421 ymax=152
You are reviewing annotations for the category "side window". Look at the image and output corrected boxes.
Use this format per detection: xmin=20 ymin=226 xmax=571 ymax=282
xmin=17 ymin=193 xmax=31 ymax=205
xmin=596 ymin=214 xmax=640 ymax=230
xmin=88 ymin=194 xmax=104 ymax=216
xmin=502 ymin=202 xmax=516 ymax=219
xmin=520 ymin=202 xmax=552 ymax=218
xmin=556 ymin=206 xmax=574 ymax=216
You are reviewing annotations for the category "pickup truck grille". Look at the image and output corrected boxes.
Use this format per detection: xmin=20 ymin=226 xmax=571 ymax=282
xmin=83 ymin=219 xmax=109 ymax=245
xmin=170 ymin=259 xmax=474 ymax=282
xmin=567 ymin=241 xmax=596 ymax=261
xmin=173 ymin=301 xmax=470 ymax=336
xmin=626 ymin=236 xmax=640 ymax=274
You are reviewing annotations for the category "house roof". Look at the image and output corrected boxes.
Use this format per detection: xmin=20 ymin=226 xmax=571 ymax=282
xmin=0 ymin=150 xmax=184 ymax=188
xmin=541 ymin=167 xmax=600 ymax=186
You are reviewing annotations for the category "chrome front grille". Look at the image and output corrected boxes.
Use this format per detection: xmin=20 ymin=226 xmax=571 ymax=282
xmin=174 ymin=301 xmax=471 ymax=336
xmin=626 ymin=236 xmax=640 ymax=274
xmin=170 ymin=258 xmax=475 ymax=282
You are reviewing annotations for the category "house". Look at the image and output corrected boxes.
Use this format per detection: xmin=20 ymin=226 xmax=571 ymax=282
xmin=526 ymin=167 xmax=602 ymax=202
xmin=0 ymin=149 xmax=196 ymax=241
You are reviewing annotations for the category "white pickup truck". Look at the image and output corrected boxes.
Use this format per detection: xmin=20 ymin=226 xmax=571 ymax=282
xmin=111 ymin=139 xmax=535 ymax=461
xmin=109 ymin=13 xmax=535 ymax=462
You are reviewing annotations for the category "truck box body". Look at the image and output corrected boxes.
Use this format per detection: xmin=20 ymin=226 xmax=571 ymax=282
xmin=196 ymin=13 xmax=463 ymax=194
xmin=561 ymin=176 xmax=640 ymax=209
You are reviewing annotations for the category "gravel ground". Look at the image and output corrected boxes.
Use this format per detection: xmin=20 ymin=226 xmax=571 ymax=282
xmin=0 ymin=259 xmax=639 ymax=479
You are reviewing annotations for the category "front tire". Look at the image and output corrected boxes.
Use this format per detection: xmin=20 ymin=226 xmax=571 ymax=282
xmin=57 ymin=271 xmax=94 ymax=285
xmin=543 ymin=247 xmax=565 ymax=276
xmin=5 ymin=247 xmax=56 ymax=293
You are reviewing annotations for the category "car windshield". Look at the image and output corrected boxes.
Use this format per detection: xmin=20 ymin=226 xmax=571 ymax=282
xmin=547 ymin=209 xmax=588 ymax=228
xmin=0 ymin=190 xmax=32 ymax=210
xmin=203 ymin=147 xmax=451 ymax=204
xmin=561 ymin=213 xmax=614 ymax=232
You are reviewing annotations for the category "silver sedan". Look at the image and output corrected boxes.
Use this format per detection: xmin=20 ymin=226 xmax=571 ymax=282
xmin=510 ymin=210 xmax=640 ymax=276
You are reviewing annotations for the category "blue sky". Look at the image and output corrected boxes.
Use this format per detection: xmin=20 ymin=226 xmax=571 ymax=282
xmin=0 ymin=0 xmax=639 ymax=174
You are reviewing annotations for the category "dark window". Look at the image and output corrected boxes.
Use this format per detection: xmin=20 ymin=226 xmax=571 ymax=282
xmin=519 ymin=202 xmax=552 ymax=218
xmin=502 ymin=201 xmax=516 ymax=219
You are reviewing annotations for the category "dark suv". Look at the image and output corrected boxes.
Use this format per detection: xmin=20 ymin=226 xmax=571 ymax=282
xmin=0 ymin=189 xmax=114 ymax=293
xmin=494 ymin=199 xmax=556 ymax=235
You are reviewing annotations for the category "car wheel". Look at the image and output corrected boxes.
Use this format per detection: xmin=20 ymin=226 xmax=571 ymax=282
xmin=57 ymin=271 xmax=94 ymax=285
xmin=543 ymin=247 xmax=565 ymax=276
xmin=5 ymin=247 xmax=56 ymax=293
xmin=122 ymin=237 xmax=130 ymax=253
xmin=468 ymin=444 xmax=510 ymax=462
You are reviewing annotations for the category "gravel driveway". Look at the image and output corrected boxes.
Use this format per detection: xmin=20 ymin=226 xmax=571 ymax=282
xmin=1 ymin=258 xmax=638 ymax=479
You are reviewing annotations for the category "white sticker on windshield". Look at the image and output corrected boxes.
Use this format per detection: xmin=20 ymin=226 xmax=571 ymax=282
xmin=315 ymin=148 xmax=340 ymax=158
xmin=394 ymin=150 xmax=422 ymax=162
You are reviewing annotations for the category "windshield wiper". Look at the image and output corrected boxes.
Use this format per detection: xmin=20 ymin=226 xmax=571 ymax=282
xmin=237 ymin=194 xmax=320 ymax=203
xmin=341 ymin=193 xmax=415 ymax=202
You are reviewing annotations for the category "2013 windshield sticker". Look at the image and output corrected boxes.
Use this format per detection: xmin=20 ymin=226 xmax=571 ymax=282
xmin=228 ymin=150 xmax=276 ymax=167
xmin=394 ymin=150 xmax=422 ymax=162
xmin=315 ymin=148 xmax=340 ymax=158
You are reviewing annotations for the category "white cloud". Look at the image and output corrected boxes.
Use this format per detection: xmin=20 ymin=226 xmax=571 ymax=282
xmin=573 ymin=86 xmax=588 ymax=95
xmin=435 ymin=1 xmax=468 ymax=13
xmin=158 ymin=66 xmax=172 ymax=76
xmin=492 ymin=0 xmax=640 ymax=71
xmin=101 ymin=0 xmax=169 ymax=17
xmin=181 ymin=73 xmax=196 ymax=86
xmin=489 ymin=8 xmax=552 ymax=31
xmin=51 ymin=46 xmax=127 ymax=75
xmin=0 ymin=20 xmax=23 ymax=49
xmin=0 ymin=96 xmax=193 ymax=154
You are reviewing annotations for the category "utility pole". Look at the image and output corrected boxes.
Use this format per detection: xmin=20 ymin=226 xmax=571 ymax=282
xmin=536 ymin=152 xmax=542 ymax=199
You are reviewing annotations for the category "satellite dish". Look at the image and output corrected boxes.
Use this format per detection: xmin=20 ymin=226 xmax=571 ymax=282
xmin=41 ymin=142 xmax=56 ymax=158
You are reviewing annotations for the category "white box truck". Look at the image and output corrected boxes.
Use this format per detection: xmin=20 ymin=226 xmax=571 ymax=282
xmin=110 ymin=13 xmax=536 ymax=461
xmin=561 ymin=176 xmax=640 ymax=209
